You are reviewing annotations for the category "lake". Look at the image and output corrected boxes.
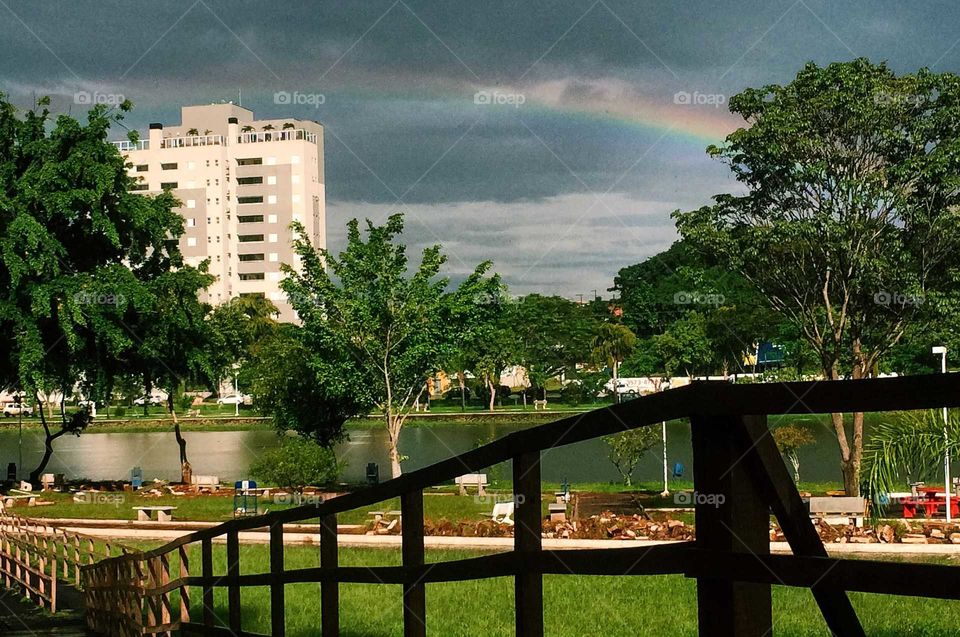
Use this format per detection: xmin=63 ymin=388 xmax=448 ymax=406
xmin=0 ymin=416 xmax=867 ymax=485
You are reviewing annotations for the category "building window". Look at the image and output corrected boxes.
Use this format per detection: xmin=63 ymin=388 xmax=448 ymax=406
xmin=131 ymin=183 xmax=149 ymax=191
xmin=239 ymin=253 xmax=265 ymax=262
xmin=268 ymin=233 xmax=278 ymax=243
xmin=292 ymin=194 xmax=301 ymax=204
xmin=240 ymin=292 xmax=266 ymax=298
xmin=268 ymin=253 xmax=279 ymax=262
xmin=237 ymin=196 xmax=263 ymax=204
xmin=186 ymin=199 xmax=196 ymax=209
xmin=268 ymin=214 xmax=278 ymax=223
xmin=186 ymin=237 xmax=197 ymax=247
xmin=292 ymin=175 xmax=301 ymax=184
xmin=187 ymin=218 xmax=196 ymax=227
xmin=135 ymin=164 xmax=148 ymax=172
xmin=291 ymin=155 xmax=300 ymax=164
xmin=187 ymin=161 xmax=196 ymax=170
xmin=239 ymin=272 xmax=265 ymax=281
xmin=161 ymin=182 xmax=178 ymax=190
xmin=238 ymin=234 xmax=264 ymax=243
xmin=161 ymin=162 xmax=178 ymax=170
xmin=238 ymin=215 xmax=264 ymax=223
xmin=267 ymin=195 xmax=277 ymax=204
xmin=237 ymin=158 xmax=262 ymax=166
xmin=236 ymin=176 xmax=263 ymax=185
xmin=267 ymin=175 xmax=277 ymax=185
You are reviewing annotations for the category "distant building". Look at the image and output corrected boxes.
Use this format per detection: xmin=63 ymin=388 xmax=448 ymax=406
xmin=113 ymin=103 xmax=325 ymax=321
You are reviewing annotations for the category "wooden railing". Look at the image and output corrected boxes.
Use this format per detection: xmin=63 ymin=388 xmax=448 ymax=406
xmin=80 ymin=374 xmax=960 ymax=637
xmin=0 ymin=511 xmax=136 ymax=613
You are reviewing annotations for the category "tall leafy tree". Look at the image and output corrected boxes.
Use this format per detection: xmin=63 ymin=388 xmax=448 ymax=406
xmin=0 ymin=95 xmax=203 ymax=481
xmin=675 ymin=60 xmax=960 ymax=494
xmin=282 ymin=214 xmax=500 ymax=477
xmin=591 ymin=323 xmax=637 ymax=403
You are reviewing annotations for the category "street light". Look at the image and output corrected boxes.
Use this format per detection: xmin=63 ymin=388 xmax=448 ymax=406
xmin=933 ymin=346 xmax=951 ymax=522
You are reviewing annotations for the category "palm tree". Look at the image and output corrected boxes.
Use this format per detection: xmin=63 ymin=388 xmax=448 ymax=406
xmin=591 ymin=323 xmax=637 ymax=404
xmin=186 ymin=128 xmax=199 ymax=136
xmin=282 ymin=122 xmax=295 ymax=130
xmin=863 ymin=409 xmax=960 ymax=512
xmin=241 ymin=125 xmax=255 ymax=133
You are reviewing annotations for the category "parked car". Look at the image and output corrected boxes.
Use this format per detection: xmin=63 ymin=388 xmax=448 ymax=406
xmin=133 ymin=395 xmax=164 ymax=406
xmin=216 ymin=394 xmax=251 ymax=406
xmin=3 ymin=403 xmax=33 ymax=417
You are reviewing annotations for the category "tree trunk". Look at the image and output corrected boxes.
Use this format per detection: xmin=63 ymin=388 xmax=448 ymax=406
xmin=612 ymin=360 xmax=620 ymax=404
xmin=168 ymin=395 xmax=191 ymax=484
xmin=28 ymin=395 xmax=63 ymax=484
xmin=458 ymin=372 xmax=466 ymax=412
xmin=487 ymin=377 xmax=496 ymax=411
xmin=387 ymin=411 xmax=402 ymax=479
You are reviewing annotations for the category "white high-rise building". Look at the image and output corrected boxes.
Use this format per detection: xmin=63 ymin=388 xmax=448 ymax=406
xmin=113 ymin=103 xmax=325 ymax=321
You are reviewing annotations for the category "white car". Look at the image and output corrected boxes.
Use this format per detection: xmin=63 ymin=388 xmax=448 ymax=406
xmin=133 ymin=395 xmax=164 ymax=406
xmin=3 ymin=403 xmax=33 ymax=417
xmin=216 ymin=394 xmax=251 ymax=406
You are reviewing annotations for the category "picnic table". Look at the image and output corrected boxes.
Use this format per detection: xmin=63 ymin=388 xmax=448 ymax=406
xmin=133 ymin=505 xmax=177 ymax=522
xmin=901 ymin=486 xmax=960 ymax=519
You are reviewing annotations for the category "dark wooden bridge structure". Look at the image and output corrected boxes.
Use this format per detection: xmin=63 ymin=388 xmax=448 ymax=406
xmin=12 ymin=374 xmax=960 ymax=636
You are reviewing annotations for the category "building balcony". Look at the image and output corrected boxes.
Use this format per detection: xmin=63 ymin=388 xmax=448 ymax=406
xmin=112 ymin=140 xmax=150 ymax=151
xmin=160 ymin=134 xmax=225 ymax=149
xmin=237 ymin=129 xmax=318 ymax=144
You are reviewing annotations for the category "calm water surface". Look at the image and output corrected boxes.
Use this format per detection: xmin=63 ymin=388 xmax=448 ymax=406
xmin=0 ymin=417 xmax=861 ymax=484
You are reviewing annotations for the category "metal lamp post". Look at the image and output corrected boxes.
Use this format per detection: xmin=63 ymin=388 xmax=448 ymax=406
xmin=933 ymin=346 xmax=951 ymax=522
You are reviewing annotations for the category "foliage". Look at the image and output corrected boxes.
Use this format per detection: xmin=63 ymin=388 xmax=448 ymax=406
xmin=773 ymin=424 xmax=816 ymax=483
xmin=603 ymin=427 xmax=660 ymax=486
xmin=674 ymin=59 xmax=960 ymax=495
xmin=247 ymin=324 xmax=369 ymax=447
xmin=249 ymin=437 xmax=344 ymax=494
xmin=205 ymin=295 xmax=279 ymax=392
xmin=863 ymin=410 xmax=960 ymax=508
xmin=282 ymin=214 xmax=500 ymax=476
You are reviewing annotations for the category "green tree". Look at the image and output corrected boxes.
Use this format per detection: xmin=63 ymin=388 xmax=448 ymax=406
xmin=591 ymin=323 xmax=637 ymax=403
xmin=773 ymin=424 xmax=817 ymax=483
xmin=282 ymin=214 xmax=500 ymax=477
xmin=250 ymin=437 xmax=344 ymax=502
xmin=247 ymin=323 xmax=370 ymax=447
xmin=654 ymin=312 xmax=713 ymax=378
xmin=675 ymin=60 xmax=960 ymax=494
xmin=205 ymin=295 xmax=279 ymax=394
xmin=604 ymin=427 xmax=659 ymax=486
xmin=0 ymin=95 xmax=204 ymax=481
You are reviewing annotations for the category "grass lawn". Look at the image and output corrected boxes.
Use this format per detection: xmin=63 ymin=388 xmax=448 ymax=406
xmin=155 ymin=543 xmax=960 ymax=636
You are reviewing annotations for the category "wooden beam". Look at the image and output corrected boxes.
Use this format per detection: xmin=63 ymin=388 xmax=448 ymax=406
xmin=513 ymin=451 xmax=544 ymax=637
xmin=226 ymin=529 xmax=241 ymax=634
xmin=269 ymin=520 xmax=285 ymax=637
xmin=201 ymin=538 xmax=214 ymax=628
xmin=691 ymin=415 xmax=772 ymax=637
xmin=401 ymin=490 xmax=426 ymax=637
xmin=319 ymin=513 xmax=339 ymax=637
xmin=734 ymin=415 xmax=865 ymax=637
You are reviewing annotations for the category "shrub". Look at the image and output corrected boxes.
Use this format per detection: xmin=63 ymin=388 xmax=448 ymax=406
xmin=250 ymin=437 xmax=344 ymax=496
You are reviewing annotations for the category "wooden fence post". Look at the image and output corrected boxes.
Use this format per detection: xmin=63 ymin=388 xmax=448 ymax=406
xmin=179 ymin=545 xmax=191 ymax=626
xmin=690 ymin=414 xmax=772 ymax=637
xmin=320 ymin=513 xmax=339 ymax=637
xmin=226 ymin=528 xmax=241 ymax=633
xmin=270 ymin=520 xmax=285 ymax=637
xmin=401 ymin=490 xmax=426 ymax=637
xmin=513 ymin=451 xmax=544 ymax=637
xmin=201 ymin=537 xmax=214 ymax=627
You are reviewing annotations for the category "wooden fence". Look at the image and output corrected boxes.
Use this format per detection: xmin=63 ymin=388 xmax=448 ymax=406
xmin=0 ymin=510 xmax=135 ymax=613
xmin=80 ymin=374 xmax=960 ymax=637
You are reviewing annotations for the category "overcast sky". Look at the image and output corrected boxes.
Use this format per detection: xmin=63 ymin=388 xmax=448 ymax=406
xmin=3 ymin=0 xmax=959 ymax=297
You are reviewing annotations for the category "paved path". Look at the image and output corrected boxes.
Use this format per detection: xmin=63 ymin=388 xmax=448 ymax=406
xmin=37 ymin=517 xmax=960 ymax=555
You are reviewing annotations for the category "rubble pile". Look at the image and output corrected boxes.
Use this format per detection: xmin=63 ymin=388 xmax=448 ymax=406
xmin=543 ymin=511 xmax=694 ymax=541
xmin=770 ymin=519 xmax=960 ymax=544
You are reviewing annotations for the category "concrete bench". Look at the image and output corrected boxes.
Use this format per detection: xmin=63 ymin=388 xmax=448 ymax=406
xmin=533 ymin=400 xmax=548 ymax=410
xmin=809 ymin=496 xmax=866 ymax=527
xmin=368 ymin=510 xmax=402 ymax=521
xmin=191 ymin=475 xmax=221 ymax=491
xmin=2 ymin=494 xmax=37 ymax=507
xmin=485 ymin=502 xmax=514 ymax=525
xmin=133 ymin=506 xmax=177 ymax=522
xmin=455 ymin=473 xmax=488 ymax=496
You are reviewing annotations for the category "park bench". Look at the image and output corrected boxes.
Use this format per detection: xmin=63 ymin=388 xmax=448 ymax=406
xmin=486 ymin=501 xmax=514 ymax=525
xmin=548 ymin=502 xmax=567 ymax=522
xmin=2 ymin=494 xmax=37 ymax=507
xmin=533 ymin=400 xmax=548 ymax=410
xmin=191 ymin=475 xmax=221 ymax=491
xmin=808 ymin=496 xmax=867 ymax=527
xmin=133 ymin=505 xmax=177 ymax=522
xmin=455 ymin=473 xmax=488 ymax=496
xmin=367 ymin=510 xmax=402 ymax=521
